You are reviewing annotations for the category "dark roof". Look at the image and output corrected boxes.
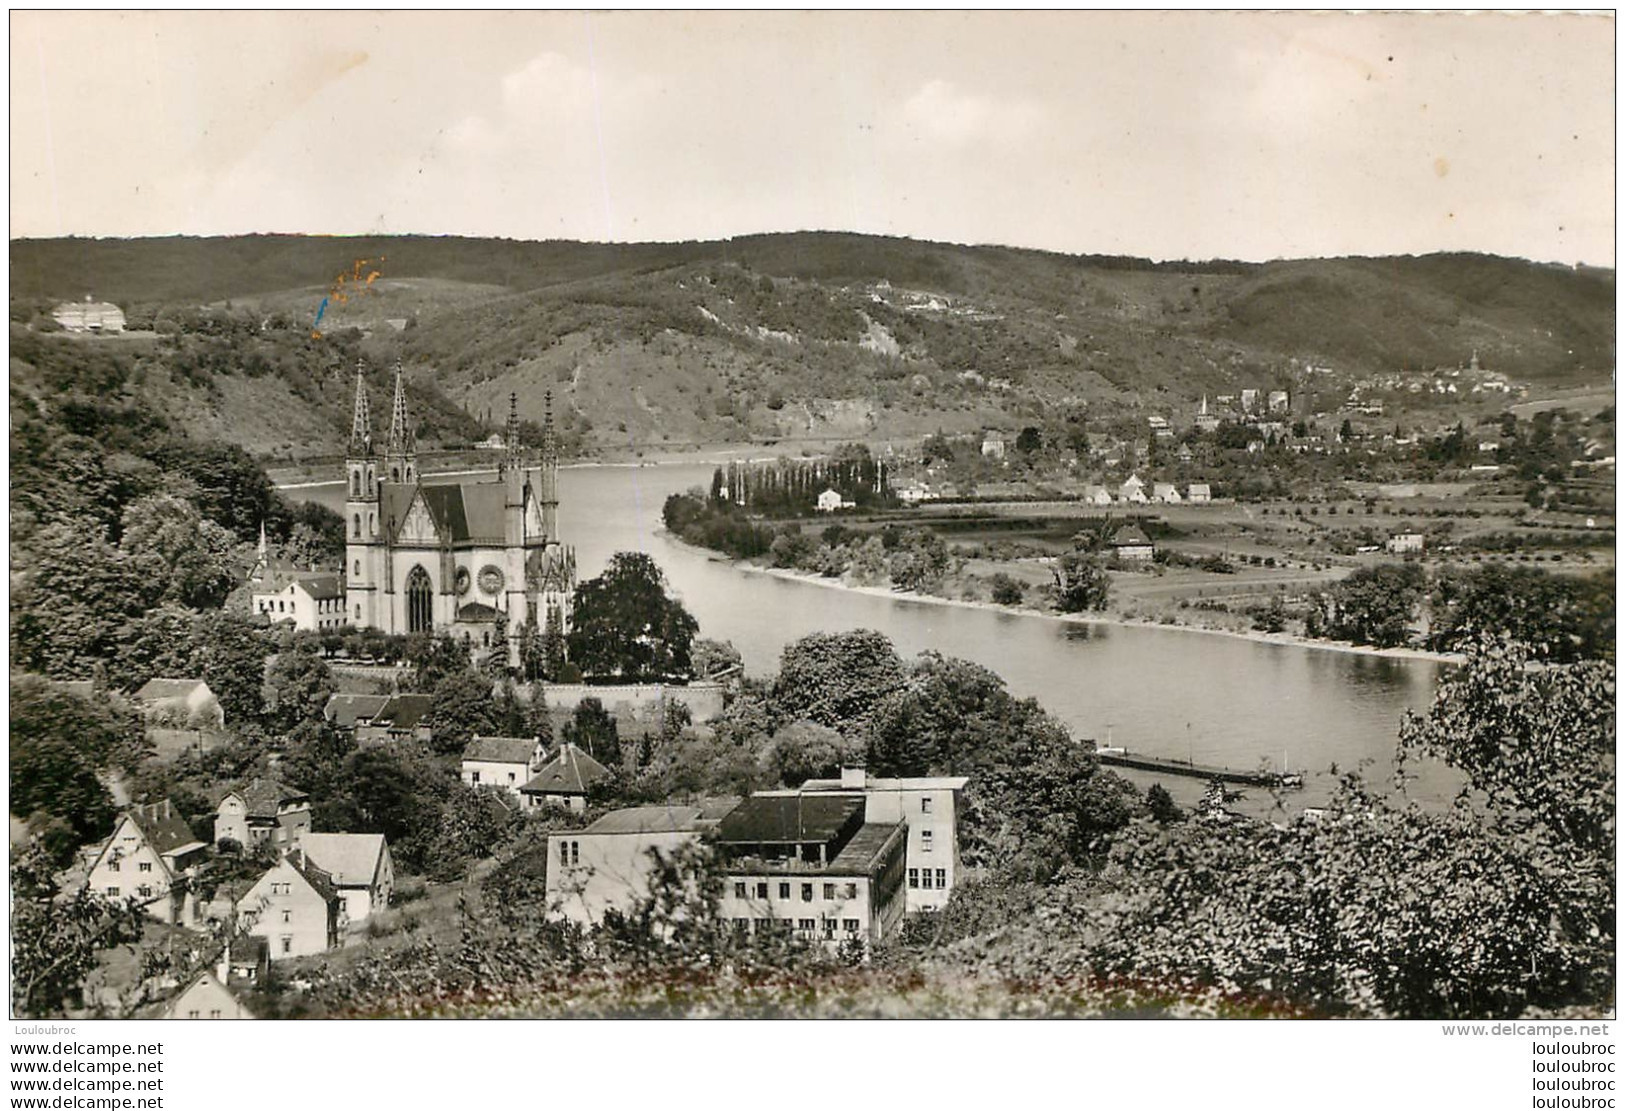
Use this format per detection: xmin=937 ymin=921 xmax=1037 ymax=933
xmin=324 ymin=693 xmax=390 ymax=728
xmin=521 ymin=743 xmax=610 ymax=796
xmin=1111 ymin=524 xmax=1153 ymax=547
xmin=286 ymin=852 xmax=341 ymax=907
xmin=135 ymin=678 xmax=211 ymax=702
xmin=258 ymin=571 xmax=344 ymax=600
xmin=384 ymin=481 xmax=508 ymax=545
xmin=230 ymin=778 xmax=309 ymax=820
xmin=463 ymin=735 xmax=538 ymax=765
xmin=229 ymin=935 xmax=269 ymax=965
xmin=129 ymin=800 xmax=203 ymax=856
xmin=456 ymin=602 xmax=502 ymax=622
xmin=826 ymin=821 xmax=907 ymax=875
xmin=716 ymin=794 xmax=865 ymax=846
xmin=583 ymin=806 xmax=705 ymax=834
xmin=371 ymin=693 xmax=433 ymax=730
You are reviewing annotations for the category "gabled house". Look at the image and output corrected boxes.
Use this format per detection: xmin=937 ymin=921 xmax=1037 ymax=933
xmin=354 ymin=693 xmax=434 ymax=747
xmin=323 ymin=693 xmax=390 ymax=731
xmin=1151 ymin=483 xmax=1182 ymax=504
xmin=161 ymin=971 xmax=255 ymax=1020
xmin=134 ymin=678 xmax=224 ymax=729
xmin=236 ymin=852 xmax=342 ymax=960
xmin=980 ymin=432 xmax=1007 ymax=460
xmin=1118 ymin=474 xmax=1147 ymax=504
xmin=215 ymin=779 xmax=311 ymax=853
xmin=300 ymin=833 xmax=394 ymax=924
xmin=1080 ymin=485 xmax=1113 ymax=507
xmin=87 ymin=800 xmax=208 ymax=924
xmin=520 ymin=743 xmax=612 ymax=814
xmin=815 ymin=488 xmax=854 ymax=513
xmin=461 ymin=735 xmax=546 ymax=794
xmin=1109 ymin=524 xmax=1156 ymax=562
xmin=1186 ymin=483 xmax=1212 ymax=504
xmin=251 ymin=572 xmax=347 ymax=633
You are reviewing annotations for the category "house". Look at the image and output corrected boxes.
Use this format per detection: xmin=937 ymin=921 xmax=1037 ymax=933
xmin=1175 ymin=443 xmax=1194 ymax=464
xmin=1268 ymin=390 xmax=1290 ymax=414
xmin=520 ymin=742 xmax=611 ymax=814
xmin=1386 ymin=533 xmax=1425 ymax=554
xmin=1079 ymin=485 xmax=1113 ymax=507
xmin=300 ymin=833 xmax=394 ymax=923
xmin=161 ymin=971 xmax=254 ymax=1020
xmin=1118 ymin=474 xmax=1147 ymax=504
xmin=323 ymin=693 xmax=390 ymax=731
xmin=815 ymin=488 xmax=853 ymax=513
xmin=1240 ymin=388 xmax=1259 ymax=413
xmin=134 ymin=678 xmax=224 ymax=730
xmin=461 ymin=734 xmax=546 ymax=794
xmin=795 ymin=767 xmax=970 ymax=913
xmin=1186 ymin=483 xmax=1212 ymax=504
xmin=215 ymin=779 xmax=311 ymax=852
xmin=236 ymin=852 xmax=343 ymax=960
xmin=897 ymin=483 xmax=935 ymax=506
xmin=354 ymin=693 xmax=434 ymax=747
xmin=1151 ymin=482 xmax=1182 ymax=505
xmin=1194 ymin=395 xmax=1221 ymax=433
xmin=545 ymin=805 xmax=723 ymax=927
xmin=87 ymin=801 xmax=208 ymax=924
xmin=53 ymin=295 xmax=126 ymax=333
xmin=225 ymin=935 xmax=270 ymax=986
xmin=1109 ymin=524 xmax=1156 ymax=562
xmin=980 ymin=432 xmax=1007 ymax=460
xmin=713 ymin=793 xmax=909 ymax=950
xmin=250 ymin=572 xmax=347 ymax=632
xmin=1147 ymin=415 xmax=1173 ymax=439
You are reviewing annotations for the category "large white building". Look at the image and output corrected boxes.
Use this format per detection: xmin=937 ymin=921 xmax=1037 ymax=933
xmin=343 ymin=363 xmax=576 ymax=667
xmin=545 ymin=805 xmax=731 ymax=926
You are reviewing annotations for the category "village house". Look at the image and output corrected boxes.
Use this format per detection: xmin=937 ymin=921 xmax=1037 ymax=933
xmin=52 ymin=295 xmax=126 ymax=333
xmin=323 ymin=693 xmax=390 ymax=732
xmin=300 ymin=832 xmax=394 ymax=924
xmin=1240 ymin=388 xmax=1260 ymax=413
xmin=1118 ymin=474 xmax=1147 ymax=504
xmin=980 ymin=431 xmax=1007 ymax=460
xmin=161 ymin=971 xmax=255 ymax=1020
xmin=897 ymin=483 xmax=936 ymax=506
xmin=1386 ymin=532 xmax=1425 ymax=555
xmin=87 ymin=801 xmax=208 ymax=924
xmin=815 ymin=488 xmax=854 ymax=513
xmin=1109 ymin=524 xmax=1156 ymax=562
xmin=1194 ymin=395 xmax=1221 ymax=434
xmin=1186 ymin=483 xmax=1212 ymax=504
xmin=461 ymin=734 xmax=547 ymax=794
xmin=1080 ymin=484 xmax=1113 ymax=507
xmin=519 ymin=742 xmax=611 ymax=814
xmin=1152 ymin=482 xmax=1182 ymax=505
xmin=354 ymin=693 xmax=434 ymax=747
xmin=236 ymin=852 xmax=343 ymax=961
xmin=545 ymin=803 xmax=737 ymax=927
xmin=713 ymin=793 xmax=909 ymax=951
xmin=1268 ymin=390 xmax=1290 ymax=414
xmin=1175 ymin=443 xmax=1194 ymax=464
xmin=793 ymin=767 xmax=971 ymax=913
xmin=1147 ymin=414 xmax=1172 ymax=439
xmin=251 ymin=571 xmax=346 ymax=632
xmin=133 ymin=678 xmax=224 ymax=730
xmin=215 ymin=779 xmax=311 ymax=852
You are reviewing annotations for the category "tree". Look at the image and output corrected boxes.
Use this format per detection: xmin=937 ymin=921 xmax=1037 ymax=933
xmin=1051 ymin=548 xmax=1111 ymax=613
xmin=188 ymin=610 xmax=271 ymax=723
xmin=771 ymin=630 xmax=907 ymax=737
xmin=262 ymin=646 xmax=335 ymax=734
xmin=1325 ymin=563 xmax=1425 ymax=647
xmin=567 ymin=552 xmax=698 ymax=682
xmin=1146 ymin=783 xmax=1183 ymax=824
xmin=690 ymin=638 xmax=743 ymax=681
xmin=428 ymin=671 xmax=500 ymax=756
xmin=405 ymin=634 xmax=473 ymax=692
xmin=1015 ymin=426 xmax=1043 ymax=454
xmin=563 ymin=697 xmax=622 ymax=769
xmin=11 ymin=841 xmax=147 ymax=1017
xmin=760 ymin=720 xmax=858 ymax=787
xmin=989 ymin=572 xmax=1025 ymax=606
xmin=118 ymin=494 xmax=242 ymax=610
xmin=887 ymin=529 xmax=950 ymax=592
xmin=12 ymin=517 xmax=155 ymax=678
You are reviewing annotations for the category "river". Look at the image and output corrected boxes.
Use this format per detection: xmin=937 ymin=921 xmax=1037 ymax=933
xmin=287 ymin=462 xmax=1456 ymax=814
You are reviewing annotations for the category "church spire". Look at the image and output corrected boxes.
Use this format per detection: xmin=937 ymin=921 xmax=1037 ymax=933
xmin=540 ymin=390 xmax=557 ymax=465
xmin=387 ymin=361 xmax=413 ymax=453
xmin=504 ymin=392 xmax=523 ymax=472
xmin=350 ymin=360 xmax=372 ymax=453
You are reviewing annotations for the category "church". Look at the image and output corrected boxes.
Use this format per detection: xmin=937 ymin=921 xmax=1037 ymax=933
xmin=343 ymin=363 xmax=576 ymax=667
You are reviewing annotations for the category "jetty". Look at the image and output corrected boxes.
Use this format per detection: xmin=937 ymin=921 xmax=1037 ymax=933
xmin=1092 ymin=746 xmax=1303 ymax=789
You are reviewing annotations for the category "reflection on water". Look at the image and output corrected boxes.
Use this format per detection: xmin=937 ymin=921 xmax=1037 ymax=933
xmin=291 ymin=461 xmax=1455 ymax=809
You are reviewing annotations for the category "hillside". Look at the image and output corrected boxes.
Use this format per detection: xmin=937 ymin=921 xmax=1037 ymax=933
xmin=10 ymin=233 xmax=1614 ymax=460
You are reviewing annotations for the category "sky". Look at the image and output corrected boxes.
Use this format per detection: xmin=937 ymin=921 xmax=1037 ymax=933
xmin=9 ymin=10 xmax=1617 ymax=265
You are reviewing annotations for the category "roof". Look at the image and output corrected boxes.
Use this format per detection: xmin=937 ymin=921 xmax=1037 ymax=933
xmin=227 ymin=778 xmax=309 ymax=819
xmin=129 ymin=800 xmax=204 ymax=857
xmin=384 ymin=481 xmax=509 ymax=545
xmin=135 ymin=678 xmax=211 ymax=702
xmin=582 ymin=806 xmax=706 ymax=835
xmin=371 ymin=693 xmax=432 ymax=730
xmin=1111 ymin=525 xmax=1153 ymax=547
xmin=521 ymin=743 xmax=611 ymax=796
xmin=324 ymin=693 xmax=390 ymax=728
xmin=1188 ymin=483 xmax=1212 ymax=495
xmin=49 ymin=679 xmax=97 ymax=698
xmin=286 ymin=852 xmax=341 ymax=906
xmin=716 ymin=794 xmax=865 ymax=846
xmin=300 ymin=833 xmax=388 ymax=888
xmin=799 ymin=776 xmax=970 ymax=792
xmin=826 ymin=822 xmax=907 ymax=875
xmin=256 ymin=571 xmax=343 ymax=600
xmin=463 ymin=735 xmax=538 ymax=766
xmin=456 ymin=602 xmax=502 ymax=622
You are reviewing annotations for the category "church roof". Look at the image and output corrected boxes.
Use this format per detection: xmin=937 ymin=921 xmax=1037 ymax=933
xmin=384 ymin=482 xmax=508 ymax=545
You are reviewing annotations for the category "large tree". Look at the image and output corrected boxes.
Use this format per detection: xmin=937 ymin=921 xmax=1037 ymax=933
xmin=118 ymin=494 xmax=242 ymax=610
xmin=12 ymin=842 xmax=147 ymax=1017
xmin=567 ymin=552 xmax=698 ymax=682
xmin=770 ymin=629 xmax=907 ymax=737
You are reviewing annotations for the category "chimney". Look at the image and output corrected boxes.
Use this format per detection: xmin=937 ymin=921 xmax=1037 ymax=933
xmin=840 ymin=765 xmax=867 ymax=790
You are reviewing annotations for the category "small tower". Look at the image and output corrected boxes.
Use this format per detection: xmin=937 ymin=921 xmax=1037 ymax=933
xmin=383 ymin=361 xmax=417 ymax=486
xmin=536 ymin=390 xmax=560 ymax=543
xmin=345 ymin=362 xmax=381 ymax=629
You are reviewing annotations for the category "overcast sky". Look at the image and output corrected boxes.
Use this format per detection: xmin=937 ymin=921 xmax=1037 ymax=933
xmin=10 ymin=10 xmax=1616 ymax=265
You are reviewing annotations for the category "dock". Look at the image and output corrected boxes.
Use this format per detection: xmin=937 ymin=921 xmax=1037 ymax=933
xmin=1092 ymin=747 xmax=1303 ymax=789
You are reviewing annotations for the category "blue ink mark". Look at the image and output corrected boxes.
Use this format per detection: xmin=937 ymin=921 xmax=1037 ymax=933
xmin=314 ymin=297 xmax=329 ymax=329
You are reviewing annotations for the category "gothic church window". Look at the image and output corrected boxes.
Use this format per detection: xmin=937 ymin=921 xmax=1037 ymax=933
xmin=407 ymin=565 xmax=433 ymax=634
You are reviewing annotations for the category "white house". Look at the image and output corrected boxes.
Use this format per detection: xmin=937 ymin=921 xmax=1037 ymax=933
xmin=520 ymin=743 xmax=612 ymax=814
xmin=1118 ymin=474 xmax=1148 ymax=504
xmin=1151 ymin=482 xmax=1182 ymax=504
xmin=545 ymin=806 xmax=712 ymax=927
xmin=1109 ymin=524 xmax=1156 ymax=562
xmin=1186 ymin=483 xmax=1212 ymax=504
xmin=980 ymin=432 xmax=1007 ymax=460
xmin=1268 ymin=390 xmax=1290 ymax=414
xmin=236 ymin=853 xmax=342 ymax=961
xmin=1080 ymin=485 xmax=1113 ymax=507
xmin=460 ymin=735 xmax=546 ymax=794
xmin=251 ymin=572 xmax=346 ymax=633
xmin=87 ymin=801 xmax=208 ymax=924
xmin=161 ymin=972 xmax=254 ymax=1020
xmin=1386 ymin=533 xmax=1425 ymax=554
xmin=815 ymin=488 xmax=854 ymax=513
xmin=300 ymin=832 xmax=394 ymax=924
xmin=134 ymin=678 xmax=224 ymax=729
xmin=215 ymin=778 xmax=312 ymax=852
xmin=53 ymin=296 xmax=126 ymax=333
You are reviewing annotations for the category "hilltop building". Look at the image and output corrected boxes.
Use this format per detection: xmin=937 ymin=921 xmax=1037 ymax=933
xmin=53 ymin=295 xmax=125 ymax=333
xmin=343 ymin=363 xmax=576 ymax=668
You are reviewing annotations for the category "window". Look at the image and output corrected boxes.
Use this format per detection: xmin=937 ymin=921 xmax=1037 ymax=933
xmin=798 ymin=918 xmax=815 ymax=934
xmin=935 ymin=869 xmax=946 ymax=889
xmin=920 ymin=871 xmax=933 ymax=890
xmin=820 ymin=917 xmax=835 ymax=939
xmin=559 ymin=841 xmax=569 ymax=864
xmin=800 ymin=883 xmax=813 ymax=903
xmin=570 ymin=842 xmax=580 ymax=866
xmin=209 ymin=1009 xmax=221 ymax=1019
xmin=845 ymin=883 xmax=857 ymax=899
xmin=823 ymin=883 xmax=835 ymax=900
xmin=282 ymin=910 xmax=292 ymax=924
xmin=107 ymin=861 xmax=120 ymax=873
xmin=187 ymin=1010 xmax=200 ymax=1019
xmin=470 ymin=771 xmax=481 ymax=785
xmin=356 ymin=605 xmax=362 ymax=621
xmin=921 ymin=797 xmax=933 ymax=814
xmin=507 ymin=772 xmax=515 ymax=784
xmin=354 ymin=561 xmax=361 ymax=577
xmin=756 ymin=882 xmax=769 ymax=900
xmin=844 ymin=919 xmax=860 ymax=934
xmin=138 ymin=885 xmax=153 ymax=898
xmin=921 ymin=830 xmax=934 ymax=853
xmin=734 ymin=882 xmax=747 ymax=899
xmin=907 ymin=869 xmax=918 ymax=889
xmin=778 ymin=882 xmax=790 ymax=900
xmin=281 ymin=937 xmax=292 ymax=954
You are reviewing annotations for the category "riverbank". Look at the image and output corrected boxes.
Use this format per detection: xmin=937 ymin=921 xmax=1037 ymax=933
xmin=724 ymin=554 xmax=1462 ymax=666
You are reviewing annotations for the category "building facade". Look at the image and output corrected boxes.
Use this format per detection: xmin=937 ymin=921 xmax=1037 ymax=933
xmin=343 ymin=363 xmax=576 ymax=667
xmin=87 ymin=801 xmax=208 ymax=924
xmin=300 ymin=832 xmax=394 ymax=924
xmin=215 ymin=779 xmax=311 ymax=852
xmin=236 ymin=853 xmax=342 ymax=960
xmin=251 ymin=573 xmax=346 ymax=632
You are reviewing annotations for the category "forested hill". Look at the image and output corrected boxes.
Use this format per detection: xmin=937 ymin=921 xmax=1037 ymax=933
xmin=10 ymin=233 xmax=1614 ymax=458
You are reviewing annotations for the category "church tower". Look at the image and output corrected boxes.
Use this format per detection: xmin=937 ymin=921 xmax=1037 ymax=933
xmin=383 ymin=361 xmax=417 ymax=487
xmin=344 ymin=361 xmax=382 ymax=629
